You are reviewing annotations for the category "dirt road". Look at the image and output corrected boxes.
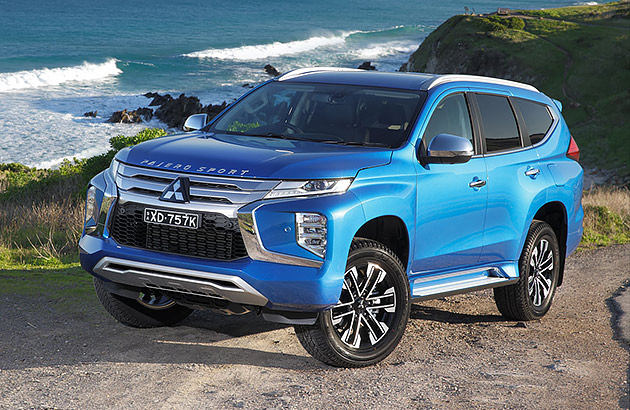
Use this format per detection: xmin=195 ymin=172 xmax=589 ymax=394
xmin=1 ymin=245 xmax=629 ymax=410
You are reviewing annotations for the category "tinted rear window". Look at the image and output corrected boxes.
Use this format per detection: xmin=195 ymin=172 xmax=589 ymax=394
xmin=513 ymin=98 xmax=554 ymax=145
xmin=475 ymin=94 xmax=521 ymax=153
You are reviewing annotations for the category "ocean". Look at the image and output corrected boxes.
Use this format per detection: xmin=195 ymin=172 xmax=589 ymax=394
xmin=0 ymin=0 xmax=593 ymax=168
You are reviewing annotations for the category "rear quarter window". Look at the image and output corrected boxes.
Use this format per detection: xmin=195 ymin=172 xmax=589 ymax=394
xmin=513 ymin=98 xmax=554 ymax=145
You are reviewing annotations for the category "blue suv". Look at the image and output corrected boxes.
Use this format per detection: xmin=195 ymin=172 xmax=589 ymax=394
xmin=80 ymin=68 xmax=583 ymax=367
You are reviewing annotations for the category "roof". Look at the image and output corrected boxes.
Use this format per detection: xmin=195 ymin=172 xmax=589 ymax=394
xmin=277 ymin=67 xmax=538 ymax=93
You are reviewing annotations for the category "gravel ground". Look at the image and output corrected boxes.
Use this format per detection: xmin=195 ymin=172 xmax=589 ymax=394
xmin=1 ymin=244 xmax=629 ymax=410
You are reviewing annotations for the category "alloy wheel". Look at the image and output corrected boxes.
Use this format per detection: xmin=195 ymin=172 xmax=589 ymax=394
xmin=330 ymin=262 xmax=397 ymax=349
xmin=528 ymin=238 xmax=554 ymax=307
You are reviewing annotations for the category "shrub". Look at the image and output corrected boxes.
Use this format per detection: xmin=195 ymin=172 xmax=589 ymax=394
xmin=475 ymin=16 xmax=525 ymax=32
xmin=109 ymin=128 xmax=168 ymax=151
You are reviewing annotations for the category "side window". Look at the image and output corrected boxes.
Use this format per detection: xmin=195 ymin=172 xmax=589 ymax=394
xmin=513 ymin=98 xmax=554 ymax=145
xmin=475 ymin=94 xmax=521 ymax=153
xmin=422 ymin=93 xmax=473 ymax=147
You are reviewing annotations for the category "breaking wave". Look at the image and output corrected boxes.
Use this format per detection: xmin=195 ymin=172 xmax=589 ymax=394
xmin=184 ymin=33 xmax=354 ymax=60
xmin=0 ymin=59 xmax=122 ymax=92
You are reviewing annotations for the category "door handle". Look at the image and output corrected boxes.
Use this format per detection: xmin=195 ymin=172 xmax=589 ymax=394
xmin=469 ymin=178 xmax=486 ymax=188
xmin=525 ymin=167 xmax=540 ymax=178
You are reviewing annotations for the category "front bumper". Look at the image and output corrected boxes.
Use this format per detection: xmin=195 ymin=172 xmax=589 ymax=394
xmin=80 ymin=170 xmax=366 ymax=310
xmin=92 ymin=256 xmax=269 ymax=306
xmin=81 ymin=234 xmax=333 ymax=311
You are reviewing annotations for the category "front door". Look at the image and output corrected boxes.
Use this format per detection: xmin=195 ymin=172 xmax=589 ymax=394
xmin=412 ymin=92 xmax=488 ymax=273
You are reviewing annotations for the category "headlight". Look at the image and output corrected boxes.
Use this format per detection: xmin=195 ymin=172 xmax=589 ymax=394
xmin=107 ymin=158 xmax=120 ymax=180
xmin=84 ymin=185 xmax=99 ymax=232
xmin=264 ymin=178 xmax=352 ymax=199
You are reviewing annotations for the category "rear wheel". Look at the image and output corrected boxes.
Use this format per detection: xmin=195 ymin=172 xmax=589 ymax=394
xmin=94 ymin=278 xmax=193 ymax=328
xmin=295 ymin=238 xmax=410 ymax=367
xmin=494 ymin=220 xmax=560 ymax=321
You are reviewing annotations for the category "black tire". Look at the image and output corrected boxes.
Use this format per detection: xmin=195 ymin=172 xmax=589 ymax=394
xmin=494 ymin=220 xmax=560 ymax=321
xmin=94 ymin=278 xmax=193 ymax=328
xmin=295 ymin=238 xmax=410 ymax=367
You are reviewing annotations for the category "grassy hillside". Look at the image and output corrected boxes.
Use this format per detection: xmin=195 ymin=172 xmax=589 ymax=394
xmin=406 ymin=1 xmax=630 ymax=179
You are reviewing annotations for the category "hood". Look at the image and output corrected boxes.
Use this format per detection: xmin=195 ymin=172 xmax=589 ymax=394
xmin=118 ymin=132 xmax=392 ymax=179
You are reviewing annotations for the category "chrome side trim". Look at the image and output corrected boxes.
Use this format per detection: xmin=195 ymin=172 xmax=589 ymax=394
xmin=237 ymin=208 xmax=323 ymax=268
xmin=93 ymin=257 xmax=268 ymax=306
xmin=422 ymin=75 xmax=539 ymax=92
xmin=411 ymin=266 xmax=517 ymax=300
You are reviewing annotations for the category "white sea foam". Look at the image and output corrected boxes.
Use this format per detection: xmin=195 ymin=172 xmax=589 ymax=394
xmin=573 ymin=1 xmax=598 ymax=5
xmin=0 ymin=59 xmax=122 ymax=92
xmin=184 ymin=33 xmax=355 ymax=60
xmin=350 ymin=42 xmax=418 ymax=59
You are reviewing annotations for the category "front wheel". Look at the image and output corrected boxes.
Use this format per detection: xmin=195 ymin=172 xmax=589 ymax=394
xmin=494 ymin=220 xmax=560 ymax=321
xmin=295 ymin=238 xmax=410 ymax=367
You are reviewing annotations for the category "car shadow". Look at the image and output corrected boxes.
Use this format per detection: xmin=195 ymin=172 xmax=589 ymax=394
xmin=410 ymin=303 xmax=506 ymax=324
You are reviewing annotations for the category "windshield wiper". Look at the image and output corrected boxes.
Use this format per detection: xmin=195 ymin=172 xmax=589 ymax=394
xmin=247 ymin=132 xmax=313 ymax=142
xmin=319 ymin=140 xmax=392 ymax=148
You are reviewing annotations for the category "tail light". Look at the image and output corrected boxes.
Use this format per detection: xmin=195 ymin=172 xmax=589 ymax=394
xmin=566 ymin=136 xmax=580 ymax=162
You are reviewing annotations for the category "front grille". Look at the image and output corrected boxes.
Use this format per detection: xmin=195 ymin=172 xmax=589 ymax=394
xmin=116 ymin=163 xmax=280 ymax=206
xmin=110 ymin=202 xmax=247 ymax=261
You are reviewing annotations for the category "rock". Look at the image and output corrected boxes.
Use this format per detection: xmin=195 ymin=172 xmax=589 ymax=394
xmin=144 ymin=92 xmax=173 ymax=107
xmin=106 ymin=108 xmax=153 ymax=124
xmin=83 ymin=111 xmax=97 ymax=117
xmin=155 ymin=94 xmax=203 ymax=129
xmin=398 ymin=62 xmax=408 ymax=72
xmin=135 ymin=107 xmax=154 ymax=121
xmin=264 ymin=64 xmax=281 ymax=77
xmin=200 ymin=101 xmax=230 ymax=122
xmin=357 ymin=61 xmax=376 ymax=70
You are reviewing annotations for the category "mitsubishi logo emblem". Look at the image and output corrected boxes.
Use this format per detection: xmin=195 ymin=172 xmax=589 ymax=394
xmin=160 ymin=177 xmax=191 ymax=203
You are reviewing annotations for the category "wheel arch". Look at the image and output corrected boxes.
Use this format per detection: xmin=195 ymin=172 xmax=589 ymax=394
xmin=353 ymin=215 xmax=410 ymax=271
xmin=532 ymin=201 xmax=568 ymax=286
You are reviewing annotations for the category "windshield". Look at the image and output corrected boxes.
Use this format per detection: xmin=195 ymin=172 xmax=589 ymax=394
xmin=209 ymin=81 xmax=426 ymax=148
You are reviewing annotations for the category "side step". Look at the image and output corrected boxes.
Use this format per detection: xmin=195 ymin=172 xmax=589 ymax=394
xmin=411 ymin=267 xmax=518 ymax=301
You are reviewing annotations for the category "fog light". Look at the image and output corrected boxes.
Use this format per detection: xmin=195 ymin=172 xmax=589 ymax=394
xmin=296 ymin=212 xmax=327 ymax=258
xmin=84 ymin=186 xmax=98 ymax=232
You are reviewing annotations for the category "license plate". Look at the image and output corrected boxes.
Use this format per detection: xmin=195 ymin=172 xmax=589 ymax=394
xmin=143 ymin=208 xmax=200 ymax=229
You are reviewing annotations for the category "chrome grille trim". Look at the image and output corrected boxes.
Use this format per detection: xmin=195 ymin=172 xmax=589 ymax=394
xmin=116 ymin=163 xmax=280 ymax=212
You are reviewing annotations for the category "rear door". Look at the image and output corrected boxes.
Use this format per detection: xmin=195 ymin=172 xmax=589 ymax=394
xmin=412 ymin=92 xmax=488 ymax=272
xmin=470 ymin=92 xmax=546 ymax=263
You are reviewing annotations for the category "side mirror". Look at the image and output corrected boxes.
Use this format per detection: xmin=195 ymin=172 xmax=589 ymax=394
xmin=424 ymin=133 xmax=474 ymax=164
xmin=183 ymin=113 xmax=208 ymax=132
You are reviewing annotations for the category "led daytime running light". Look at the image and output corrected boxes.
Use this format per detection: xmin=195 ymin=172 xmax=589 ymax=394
xmin=265 ymin=178 xmax=352 ymax=199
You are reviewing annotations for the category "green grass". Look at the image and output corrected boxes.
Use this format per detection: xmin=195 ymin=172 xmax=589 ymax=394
xmin=0 ymin=265 xmax=97 ymax=312
xmin=581 ymin=205 xmax=630 ymax=247
xmin=407 ymin=1 xmax=630 ymax=178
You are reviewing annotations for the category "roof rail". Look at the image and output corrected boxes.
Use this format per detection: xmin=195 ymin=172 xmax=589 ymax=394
xmin=421 ymin=74 xmax=539 ymax=92
xmin=277 ymin=67 xmax=362 ymax=81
